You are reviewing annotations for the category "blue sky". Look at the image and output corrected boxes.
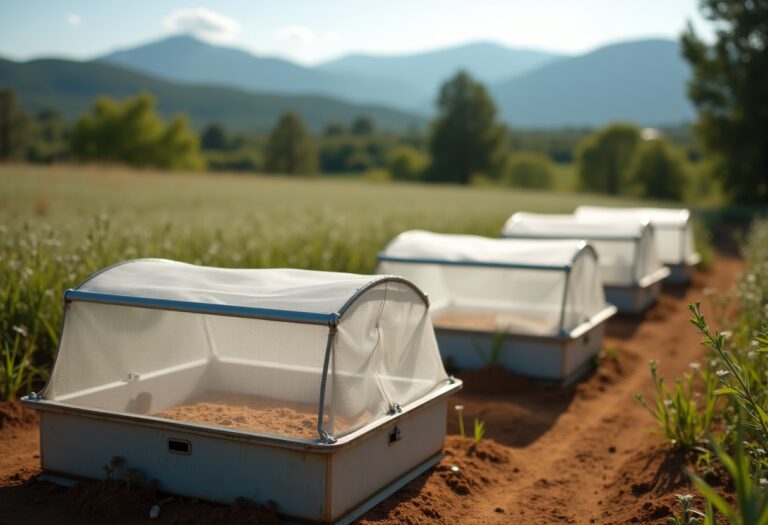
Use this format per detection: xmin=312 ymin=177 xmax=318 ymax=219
xmin=0 ymin=1 xmax=713 ymax=64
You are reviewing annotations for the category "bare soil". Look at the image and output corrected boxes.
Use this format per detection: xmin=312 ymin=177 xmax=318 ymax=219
xmin=0 ymin=253 xmax=744 ymax=524
xmin=152 ymin=392 xmax=321 ymax=440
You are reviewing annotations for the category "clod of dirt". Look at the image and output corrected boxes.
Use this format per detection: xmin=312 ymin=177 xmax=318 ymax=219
xmin=0 ymin=402 xmax=37 ymax=430
xmin=70 ymin=480 xmax=159 ymax=519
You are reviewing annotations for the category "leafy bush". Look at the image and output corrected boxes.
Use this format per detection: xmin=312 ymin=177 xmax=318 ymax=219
xmin=634 ymin=357 xmax=716 ymax=449
xmin=204 ymin=150 xmax=262 ymax=173
xmin=387 ymin=145 xmax=428 ymax=181
xmin=627 ymin=138 xmax=688 ymax=200
xmin=70 ymin=92 xmax=205 ymax=171
xmin=502 ymin=152 xmax=555 ymax=189
xmin=576 ymin=123 xmax=640 ymax=195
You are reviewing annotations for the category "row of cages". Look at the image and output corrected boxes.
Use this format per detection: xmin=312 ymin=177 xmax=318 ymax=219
xmin=23 ymin=206 xmax=700 ymax=524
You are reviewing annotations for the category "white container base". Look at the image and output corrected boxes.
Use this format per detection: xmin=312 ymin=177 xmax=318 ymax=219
xmin=435 ymin=306 xmax=616 ymax=384
xmin=24 ymin=366 xmax=460 ymax=524
xmin=665 ymin=255 xmax=700 ymax=285
xmin=604 ymin=267 xmax=671 ymax=314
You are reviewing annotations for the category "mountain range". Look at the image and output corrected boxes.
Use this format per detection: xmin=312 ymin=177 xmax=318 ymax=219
xmin=0 ymin=34 xmax=697 ymax=130
xmin=0 ymin=58 xmax=423 ymax=132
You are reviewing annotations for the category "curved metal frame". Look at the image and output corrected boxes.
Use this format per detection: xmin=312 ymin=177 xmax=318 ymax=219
xmin=53 ymin=259 xmax=438 ymax=444
xmin=67 ymin=258 xmax=430 ymax=328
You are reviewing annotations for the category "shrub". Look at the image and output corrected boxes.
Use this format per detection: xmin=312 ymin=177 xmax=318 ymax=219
xmin=502 ymin=152 xmax=555 ymax=189
xmin=576 ymin=123 xmax=640 ymax=195
xmin=387 ymin=145 xmax=428 ymax=181
xmin=628 ymin=138 xmax=688 ymax=200
xmin=70 ymin=92 xmax=205 ymax=171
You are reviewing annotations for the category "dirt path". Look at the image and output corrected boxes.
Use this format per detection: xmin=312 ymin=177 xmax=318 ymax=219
xmin=360 ymin=254 xmax=744 ymax=525
xmin=0 ymin=254 xmax=744 ymax=524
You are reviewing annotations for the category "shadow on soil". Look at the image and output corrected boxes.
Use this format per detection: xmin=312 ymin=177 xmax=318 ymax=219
xmin=444 ymin=366 xmax=578 ymax=448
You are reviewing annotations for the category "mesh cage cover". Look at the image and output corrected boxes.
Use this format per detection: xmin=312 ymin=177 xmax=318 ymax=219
xmin=575 ymin=206 xmax=698 ymax=265
xmin=501 ymin=213 xmax=665 ymax=286
xmin=44 ymin=260 xmax=449 ymax=441
xmin=377 ymin=231 xmax=608 ymax=336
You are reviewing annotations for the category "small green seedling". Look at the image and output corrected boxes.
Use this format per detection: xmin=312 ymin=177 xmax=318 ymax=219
xmin=471 ymin=331 xmax=505 ymax=367
xmin=473 ymin=418 xmax=485 ymax=446
xmin=668 ymin=494 xmax=705 ymax=525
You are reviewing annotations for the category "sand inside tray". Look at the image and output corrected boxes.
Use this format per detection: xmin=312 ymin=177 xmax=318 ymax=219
xmin=152 ymin=392 xmax=328 ymax=440
xmin=432 ymin=312 xmax=556 ymax=335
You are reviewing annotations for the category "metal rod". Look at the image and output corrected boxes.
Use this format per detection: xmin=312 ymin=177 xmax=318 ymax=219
xmin=376 ymin=255 xmax=569 ymax=272
xmin=558 ymin=265 xmax=572 ymax=335
xmin=335 ymin=275 xmax=429 ymax=319
xmin=64 ymin=290 xmax=336 ymax=326
xmin=317 ymin=327 xmax=338 ymax=443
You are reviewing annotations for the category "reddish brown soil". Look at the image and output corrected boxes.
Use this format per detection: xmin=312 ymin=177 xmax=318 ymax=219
xmin=0 ymin=254 xmax=744 ymax=524
xmin=152 ymin=392 xmax=321 ymax=440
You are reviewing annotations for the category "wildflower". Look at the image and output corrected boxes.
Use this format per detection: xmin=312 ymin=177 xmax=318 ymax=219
xmin=663 ymin=399 xmax=673 ymax=407
xmin=12 ymin=325 xmax=28 ymax=337
xmin=760 ymin=478 xmax=767 ymax=487
xmin=688 ymin=362 xmax=701 ymax=370
xmin=716 ymin=370 xmax=730 ymax=377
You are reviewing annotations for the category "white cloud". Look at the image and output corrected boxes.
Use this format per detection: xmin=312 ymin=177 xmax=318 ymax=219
xmin=322 ymin=31 xmax=340 ymax=43
xmin=276 ymin=25 xmax=317 ymax=44
xmin=164 ymin=7 xmax=240 ymax=43
xmin=66 ymin=14 xmax=81 ymax=27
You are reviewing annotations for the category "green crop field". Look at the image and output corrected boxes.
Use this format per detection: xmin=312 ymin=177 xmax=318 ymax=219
xmin=0 ymin=163 xmax=675 ymax=397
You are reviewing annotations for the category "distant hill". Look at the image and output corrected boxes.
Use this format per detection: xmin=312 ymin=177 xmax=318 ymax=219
xmin=0 ymin=57 xmax=425 ymax=132
xmin=98 ymin=35 xmax=422 ymax=112
xmin=490 ymin=39 xmax=695 ymax=127
xmin=318 ymin=42 xmax=564 ymax=100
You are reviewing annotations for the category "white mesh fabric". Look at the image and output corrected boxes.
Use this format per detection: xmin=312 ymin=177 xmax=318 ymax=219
xmin=78 ymin=259 xmax=383 ymax=315
xmin=45 ymin=302 xmax=211 ymax=401
xmin=377 ymin=231 xmax=608 ymax=336
xmin=43 ymin=262 xmax=449 ymax=442
xmin=575 ymin=206 xmax=698 ymax=265
xmin=501 ymin=213 xmax=665 ymax=286
xmin=329 ymin=281 xmax=447 ymax=437
xmin=379 ymin=230 xmax=587 ymax=266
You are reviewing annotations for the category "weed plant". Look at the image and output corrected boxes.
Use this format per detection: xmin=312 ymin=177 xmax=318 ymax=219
xmin=635 ymin=358 xmax=716 ymax=449
xmin=639 ymin=218 xmax=768 ymax=523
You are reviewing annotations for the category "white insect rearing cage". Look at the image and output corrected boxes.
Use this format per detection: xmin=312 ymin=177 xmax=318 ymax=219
xmin=24 ymin=258 xmax=461 ymax=524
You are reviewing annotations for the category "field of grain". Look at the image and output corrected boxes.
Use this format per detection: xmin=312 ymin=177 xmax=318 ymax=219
xmin=0 ymin=163 xmax=667 ymax=363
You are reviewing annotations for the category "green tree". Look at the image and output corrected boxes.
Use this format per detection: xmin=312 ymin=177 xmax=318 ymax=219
xmin=576 ymin=123 xmax=640 ymax=195
xmin=427 ymin=71 xmax=507 ymax=184
xmin=502 ymin=152 xmax=555 ymax=189
xmin=201 ymin=123 xmax=228 ymax=150
xmin=682 ymin=0 xmax=768 ymax=203
xmin=70 ymin=92 xmax=204 ymax=170
xmin=28 ymin=108 xmax=68 ymax=163
xmin=350 ymin=116 xmax=374 ymax=136
xmin=387 ymin=145 xmax=428 ymax=181
xmin=265 ymin=112 xmax=317 ymax=175
xmin=0 ymin=88 xmax=31 ymax=161
xmin=628 ymin=138 xmax=688 ymax=200
xmin=324 ymin=122 xmax=346 ymax=137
